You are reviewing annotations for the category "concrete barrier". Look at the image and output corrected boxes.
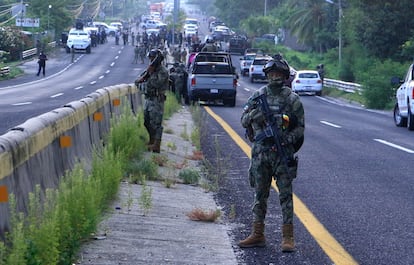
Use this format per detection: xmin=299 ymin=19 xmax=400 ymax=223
xmin=0 ymin=83 xmax=140 ymax=237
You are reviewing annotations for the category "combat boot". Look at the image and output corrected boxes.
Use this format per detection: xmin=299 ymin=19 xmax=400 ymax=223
xmin=147 ymin=135 xmax=155 ymax=151
xmin=151 ymin=139 xmax=161 ymax=153
xmin=238 ymin=221 xmax=266 ymax=248
xmin=281 ymin=224 xmax=295 ymax=252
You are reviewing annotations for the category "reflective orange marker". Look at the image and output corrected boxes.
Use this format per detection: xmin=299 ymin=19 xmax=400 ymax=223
xmin=113 ymin=98 xmax=120 ymax=106
xmin=93 ymin=112 xmax=103 ymax=121
xmin=0 ymin=185 xmax=8 ymax=203
xmin=60 ymin=136 xmax=72 ymax=148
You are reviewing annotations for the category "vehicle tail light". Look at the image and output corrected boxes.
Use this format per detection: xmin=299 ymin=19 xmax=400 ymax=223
xmin=295 ymin=80 xmax=300 ymax=83
xmin=191 ymin=77 xmax=196 ymax=86
xmin=233 ymin=78 xmax=237 ymax=88
xmin=317 ymin=79 xmax=322 ymax=83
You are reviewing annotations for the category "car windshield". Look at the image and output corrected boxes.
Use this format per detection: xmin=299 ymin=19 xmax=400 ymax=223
xmin=245 ymin=55 xmax=256 ymax=60
xmin=254 ymin=59 xmax=269 ymax=65
xmin=299 ymin=73 xmax=318 ymax=78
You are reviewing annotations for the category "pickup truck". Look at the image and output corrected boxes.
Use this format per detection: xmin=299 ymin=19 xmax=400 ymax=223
xmin=394 ymin=63 xmax=414 ymax=130
xmin=186 ymin=52 xmax=238 ymax=107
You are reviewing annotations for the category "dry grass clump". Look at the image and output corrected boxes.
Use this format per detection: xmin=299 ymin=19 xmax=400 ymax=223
xmin=186 ymin=208 xmax=221 ymax=222
xmin=186 ymin=150 xmax=204 ymax=160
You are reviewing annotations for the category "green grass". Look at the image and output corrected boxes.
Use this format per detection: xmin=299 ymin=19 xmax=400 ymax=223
xmin=0 ymin=91 xmax=181 ymax=264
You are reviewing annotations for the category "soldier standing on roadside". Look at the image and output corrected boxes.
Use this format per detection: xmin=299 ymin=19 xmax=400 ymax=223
xmin=135 ymin=49 xmax=169 ymax=153
xmin=239 ymin=55 xmax=305 ymax=252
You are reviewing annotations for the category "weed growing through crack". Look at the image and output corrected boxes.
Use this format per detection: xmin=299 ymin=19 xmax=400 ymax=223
xmin=139 ymin=179 xmax=153 ymax=216
xmin=166 ymin=141 xmax=177 ymax=151
xmin=178 ymin=168 xmax=200 ymax=184
xmin=180 ymin=123 xmax=190 ymax=141
xmin=127 ymin=159 xmax=159 ymax=183
xmin=125 ymin=181 xmax=134 ymax=213
xmin=229 ymin=204 xmax=236 ymax=220
xmin=163 ymin=178 xmax=176 ymax=188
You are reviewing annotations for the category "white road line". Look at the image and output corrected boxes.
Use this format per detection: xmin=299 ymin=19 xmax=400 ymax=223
xmin=320 ymin=120 xmax=342 ymax=128
xmin=98 ymin=75 xmax=104 ymax=79
xmin=74 ymin=86 xmax=83 ymax=90
xmin=115 ymin=56 xmax=119 ymax=59
xmin=90 ymin=81 xmax=97 ymax=85
xmin=110 ymin=62 xmax=115 ymax=67
xmin=105 ymin=70 xmax=110 ymax=74
xmin=373 ymin=139 xmax=414 ymax=154
xmin=12 ymin=102 xmax=32 ymax=106
xmin=50 ymin=93 xmax=63 ymax=98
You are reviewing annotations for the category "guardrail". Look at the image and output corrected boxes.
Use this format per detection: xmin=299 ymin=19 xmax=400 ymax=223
xmin=22 ymin=48 xmax=37 ymax=59
xmin=324 ymin=78 xmax=363 ymax=94
xmin=22 ymin=41 xmax=57 ymax=60
xmin=0 ymin=66 xmax=10 ymax=76
xmin=0 ymin=83 xmax=142 ymax=237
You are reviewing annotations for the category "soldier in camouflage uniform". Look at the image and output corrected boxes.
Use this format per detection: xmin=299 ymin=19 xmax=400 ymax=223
xmin=239 ymin=55 xmax=305 ymax=252
xmin=135 ymin=49 xmax=169 ymax=153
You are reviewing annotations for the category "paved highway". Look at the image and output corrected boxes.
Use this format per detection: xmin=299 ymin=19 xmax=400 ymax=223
xmin=201 ymin=70 xmax=414 ymax=264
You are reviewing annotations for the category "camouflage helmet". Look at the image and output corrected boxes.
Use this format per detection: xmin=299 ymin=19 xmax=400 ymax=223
xmin=263 ymin=53 xmax=290 ymax=79
xmin=147 ymin=49 xmax=164 ymax=65
xmin=147 ymin=49 xmax=160 ymax=59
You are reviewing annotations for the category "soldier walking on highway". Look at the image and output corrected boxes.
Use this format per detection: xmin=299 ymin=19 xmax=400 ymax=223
xmin=36 ymin=51 xmax=48 ymax=77
xmin=239 ymin=54 xmax=305 ymax=252
xmin=135 ymin=49 xmax=169 ymax=153
xmin=133 ymin=45 xmax=139 ymax=64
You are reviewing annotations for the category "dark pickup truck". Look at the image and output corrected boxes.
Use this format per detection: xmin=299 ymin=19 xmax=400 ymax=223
xmin=186 ymin=52 xmax=238 ymax=107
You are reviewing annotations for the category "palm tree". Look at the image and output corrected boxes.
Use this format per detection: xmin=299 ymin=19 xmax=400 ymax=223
xmin=286 ymin=0 xmax=333 ymax=51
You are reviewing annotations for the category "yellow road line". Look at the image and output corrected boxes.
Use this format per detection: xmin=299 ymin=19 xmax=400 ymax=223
xmin=204 ymin=106 xmax=358 ymax=265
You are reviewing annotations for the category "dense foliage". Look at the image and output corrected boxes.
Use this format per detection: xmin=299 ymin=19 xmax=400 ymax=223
xmin=211 ymin=0 xmax=414 ymax=109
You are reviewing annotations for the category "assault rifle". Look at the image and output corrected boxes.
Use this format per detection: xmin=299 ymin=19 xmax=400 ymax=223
xmin=136 ymin=52 xmax=164 ymax=84
xmin=254 ymin=93 xmax=293 ymax=168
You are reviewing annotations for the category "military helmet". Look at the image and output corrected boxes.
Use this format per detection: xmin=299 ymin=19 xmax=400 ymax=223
xmin=263 ymin=54 xmax=290 ymax=79
xmin=147 ymin=49 xmax=160 ymax=59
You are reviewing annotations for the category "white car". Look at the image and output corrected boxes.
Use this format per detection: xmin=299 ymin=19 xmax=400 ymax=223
xmin=110 ymin=22 xmax=123 ymax=31
xmin=184 ymin=27 xmax=198 ymax=37
xmin=291 ymin=70 xmax=323 ymax=96
xmin=92 ymin=22 xmax=118 ymax=36
xmin=239 ymin=53 xmax=256 ymax=76
xmin=394 ymin=63 xmax=414 ymax=129
xmin=249 ymin=56 xmax=272 ymax=83
xmin=183 ymin=24 xmax=198 ymax=32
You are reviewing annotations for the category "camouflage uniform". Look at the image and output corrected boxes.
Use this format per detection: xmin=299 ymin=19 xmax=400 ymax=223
xmin=241 ymin=85 xmax=304 ymax=224
xmin=143 ymin=64 xmax=169 ymax=145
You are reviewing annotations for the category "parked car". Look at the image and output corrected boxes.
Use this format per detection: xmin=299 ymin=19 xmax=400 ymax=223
xmin=239 ymin=53 xmax=256 ymax=76
xmin=291 ymin=70 xmax=323 ymax=96
xmin=91 ymin=22 xmax=118 ymax=36
xmin=249 ymin=55 xmax=272 ymax=83
xmin=393 ymin=63 xmax=414 ymax=130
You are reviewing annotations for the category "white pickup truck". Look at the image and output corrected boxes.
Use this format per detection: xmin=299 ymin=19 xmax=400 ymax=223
xmin=394 ymin=63 xmax=414 ymax=130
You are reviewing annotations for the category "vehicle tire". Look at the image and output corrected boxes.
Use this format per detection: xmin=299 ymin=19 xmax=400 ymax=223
xmin=394 ymin=103 xmax=407 ymax=127
xmin=184 ymin=94 xmax=190 ymax=105
xmin=407 ymin=104 xmax=414 ymax=130
xmin=86 ymin=46 xmax=91 ymax=54
xmin=316 ymin=91 xmax=322 ymax=96
xmin=250 ymin=77 xmax=254 ymax=83
xmin=65 ymin=47 xmax=70 ymax=53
